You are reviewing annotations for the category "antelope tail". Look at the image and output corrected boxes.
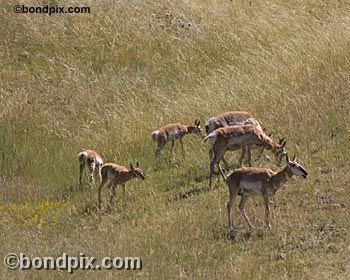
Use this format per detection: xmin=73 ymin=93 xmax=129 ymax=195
xmin=203 ymin=131 xmax=217 ymax=144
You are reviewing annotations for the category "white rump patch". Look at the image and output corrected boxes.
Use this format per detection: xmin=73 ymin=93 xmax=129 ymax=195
xmin=205 ymin=118 xmax=224 ymax=134
xmin=151 ymin=130 xmax=160 ymax=141
xmin=77 ymin=151 xmax=88 ymax=163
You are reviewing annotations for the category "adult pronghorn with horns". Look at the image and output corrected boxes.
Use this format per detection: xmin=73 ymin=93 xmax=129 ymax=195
xmin=226 ymin=154 xmax=308 ymax=231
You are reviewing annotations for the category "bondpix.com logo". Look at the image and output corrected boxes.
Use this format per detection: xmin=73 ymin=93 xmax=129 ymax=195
xmin=4 ymin=253 xmax=142 ymax=273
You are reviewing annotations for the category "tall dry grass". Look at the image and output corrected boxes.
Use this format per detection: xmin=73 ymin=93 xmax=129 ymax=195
xmin=0 ymin=0 xmax=350 ymax=279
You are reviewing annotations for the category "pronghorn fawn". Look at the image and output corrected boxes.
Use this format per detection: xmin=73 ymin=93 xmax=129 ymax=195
xmin=151 ymin=119 xmax=202 ymax=169
xmin=226 ymin=155 xmax=308 ymax=231
xmin=204 ymin=124 xmax=287 ymax=188
xmin=98 ymin=162 xmax=145 ymax=210
xmin=205 ymin=111 xmax=264 ymax=168
xmin=77 ymin=149 xmax=103 ymax=187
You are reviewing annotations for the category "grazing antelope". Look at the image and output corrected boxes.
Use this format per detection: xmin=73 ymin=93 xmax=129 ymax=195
xmin=98 ymin=162 xmax=145 ymax=210
xmin=77 ymin=149 xmax=103 ymax=187
xmin=204 ymin=124 xmax=287 ymax=188
xmin=205 ymin=111 xmax=262 ymax=135
xmin=151 ymin=119 xmax=202 ymax=168
xmin=226 ymin=155 xmax=308 ymax=230
xmin=205 ymin=111 xmax=264 ymax=168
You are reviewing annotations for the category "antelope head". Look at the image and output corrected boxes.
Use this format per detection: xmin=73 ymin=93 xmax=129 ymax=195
xmin=191 ymin=119 xmax=202 ymax=135
xmin=286 ymin=154 xmax=308 ymax=179
xmin=273 ymin=138 xmax=287 ymax=166
xmin=130 ymin=162 xmax=145 ymax=180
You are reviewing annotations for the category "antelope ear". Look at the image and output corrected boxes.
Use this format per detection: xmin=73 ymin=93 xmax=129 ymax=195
xmin=136 ymin=161 xmax=139 ymax=168
xmin=130 ymin=163 xmax=134 ymax=170
xmin=279 ymin=138 xmax=285 ymax=144
xmin=282 ymin=139 xmax=287 ymax=147
xmin=292 ymin=154 xmax=296 ymax=161
xmin=286 ymin=154 xmax=289 ymax=163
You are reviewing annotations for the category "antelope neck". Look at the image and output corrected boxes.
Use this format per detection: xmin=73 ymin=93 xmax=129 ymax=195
xmin=271 ymin=165 xmax=293 ymax=190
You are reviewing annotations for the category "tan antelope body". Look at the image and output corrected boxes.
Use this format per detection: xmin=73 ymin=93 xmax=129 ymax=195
xmin=226 ymin=155 xmax=308 ymax=230
xmin=205 ymin=111 xmax=262 ymax=135
xmin=151 ymin=120 xmax=201 ymax=168
xmin=77 ymin=149 xmax=103 ymax=186
xmin=205 ymin=111 xmax=263 ymax=168
xmin=204 ymin=124 xmax=286 ymax=188
xmin=98 ymin=162 xmax=145 ymax=210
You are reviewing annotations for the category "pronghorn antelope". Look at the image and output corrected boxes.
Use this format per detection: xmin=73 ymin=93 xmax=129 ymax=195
xmin=151 ymin=119 xmax=202 ymax=168
xmin=204 ymin=124 xmax=287 ymax=188
xmin=98 ymin=162 xmax=145 ymax=210
xmin=77 ymin=149 xmax=103 ymax=187
xmin=226 ymin=155 xmax=308 ymax=230
xmin=205 ymin=111 xmax=264 ymax=168
xmin=205 ymin=111 xmax=262 ymax=135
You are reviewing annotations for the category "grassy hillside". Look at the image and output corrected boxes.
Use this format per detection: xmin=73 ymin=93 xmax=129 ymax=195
xmin=1 ymin=0 xmax=350 ymax=279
